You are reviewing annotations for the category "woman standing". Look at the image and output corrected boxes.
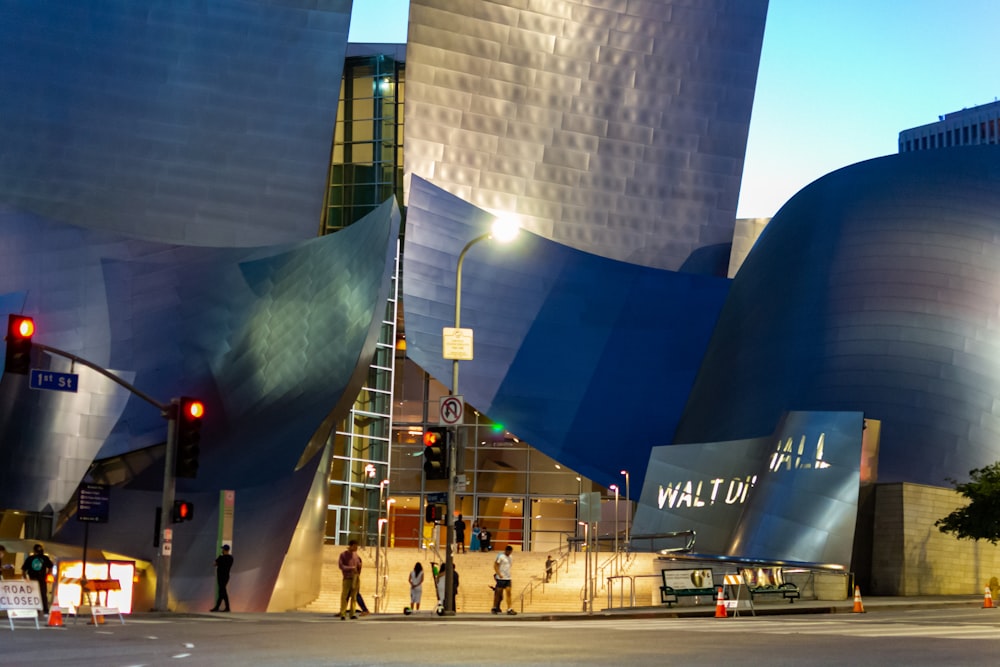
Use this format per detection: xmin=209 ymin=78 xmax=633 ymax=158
xmin=408 ymin=562 xmax=424 ymax=611
xmin=470 ymin=521 xmax=482 ymax=552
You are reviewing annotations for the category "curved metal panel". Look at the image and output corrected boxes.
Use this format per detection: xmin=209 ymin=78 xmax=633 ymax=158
xmin=0 ymin=0 xmax=351 ymax=246
xmin=0 ymin=200 xmax=400 ymax=610
xmin=403 ymin=176 xmax=729 ymax=486
xmin=633 ymin=411 xmax=863 ymax=566
xmin=676 ymin=147 xmax=1000 ymax=486
xmin=405 ymin=0 xmax=768 ymax=272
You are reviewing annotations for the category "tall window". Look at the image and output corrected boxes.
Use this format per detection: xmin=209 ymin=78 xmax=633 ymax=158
xmin=322 ymin=55 xmax=404 ymax=235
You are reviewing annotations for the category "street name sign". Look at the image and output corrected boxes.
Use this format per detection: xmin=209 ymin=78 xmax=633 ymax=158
xmin=29 ymin=369 xmax=79 ymax=393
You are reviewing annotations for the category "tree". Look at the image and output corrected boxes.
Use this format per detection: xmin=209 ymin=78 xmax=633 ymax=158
xmin=936 ymin=462 xmax=1000 ymax=544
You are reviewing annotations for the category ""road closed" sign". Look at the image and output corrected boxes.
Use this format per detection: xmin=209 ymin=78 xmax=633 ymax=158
xmin=0 ymin=580 xmax=43 ymax=610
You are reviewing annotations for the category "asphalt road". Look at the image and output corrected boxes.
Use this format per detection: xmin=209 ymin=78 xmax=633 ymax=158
xmin=3 ymin=607 xmax=999 ymax=666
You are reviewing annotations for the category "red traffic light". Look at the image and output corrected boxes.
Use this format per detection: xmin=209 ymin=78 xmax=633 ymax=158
xmin=175 ymin=397 xmax=204 ymax=479
xmin=423 ymin=430 xmax=442 ymax=447
xmin=5 ymin=314 xmax=35 ymax=375
xmin=10 ymin=316 xmax=34 ymax=339
xmin=172 ymin=499 xmax=194 ymax=523
xmin=183 ymin=399 xmax=205 ymax=420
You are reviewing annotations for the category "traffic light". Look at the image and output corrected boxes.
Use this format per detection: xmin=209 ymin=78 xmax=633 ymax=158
xmin=175 ymin=396 xmax=204 ymax=478
xmin=5 ymin=314 xmax=35 ymax=375
xmin=422 ymin=427 xmax=449 ymax=480
xmin=425 ymin=503 xmax=444 ymax=523
xmin=172 ymin=499 xmax=194 ymax=523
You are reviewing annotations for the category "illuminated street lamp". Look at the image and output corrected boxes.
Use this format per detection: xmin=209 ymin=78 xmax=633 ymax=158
xmin=620 ymin=470 xmax=630 ymax=548
xmin=362 ymin=464 xmax=377 ymax=546
xmin=442 ymin=216 xmax=520 ymax=616
xmin=387 ymin=497 xmax=397 ymax=547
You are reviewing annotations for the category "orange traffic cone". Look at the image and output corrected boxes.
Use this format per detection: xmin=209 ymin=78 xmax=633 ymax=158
xmin=983 ymin=586 xmax=994 ymax=609
xmin=47 ymin=607 xmax=63 ymax=627
xmin=852 ymin=585 xmax=865 ymax=613
xmin=714 ymin=586 xmax=727 ymax=618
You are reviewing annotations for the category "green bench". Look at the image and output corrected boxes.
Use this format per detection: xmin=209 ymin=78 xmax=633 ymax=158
xmin=738 ymin=568 xmax=801 ymax=603
xmin=659 ymin=568 xmax=719 ymax=607
xmin=747 ymin=582 xmax=800 ymax=603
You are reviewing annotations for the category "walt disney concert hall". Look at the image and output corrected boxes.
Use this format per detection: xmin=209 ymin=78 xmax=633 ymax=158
xmin=2 ymin=0 xmax=998 ymax=611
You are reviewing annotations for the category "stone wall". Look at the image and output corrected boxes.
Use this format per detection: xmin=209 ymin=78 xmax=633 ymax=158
xmin=871 ymin=483 xmax=1000 ymax=595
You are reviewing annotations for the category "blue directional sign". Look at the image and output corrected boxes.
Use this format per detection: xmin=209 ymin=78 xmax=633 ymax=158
xmin=29 ymin=369 xmax=79 ymax=393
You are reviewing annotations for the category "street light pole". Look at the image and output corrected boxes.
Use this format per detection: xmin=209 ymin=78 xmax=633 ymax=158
xmin=578 ymin=521 xmax=589 ymax=613
xmin=620 ymin=470 xmax=630 ymax=548
xmin=444 ymin=218 xmax=519 ymax=616
xmin=374 ymin=478 xmax=388 ymax=613
xmin=610 ymin=484 xmax=619 ymax=562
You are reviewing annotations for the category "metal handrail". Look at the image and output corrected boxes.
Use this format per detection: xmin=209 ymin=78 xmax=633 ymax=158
xmin=607 ymin=573 xmax=661 ymax=609
xmin=517 ymin=547 xmax=572 ymax=612
xmin=628 ymin=530 xmax=697 ymax=553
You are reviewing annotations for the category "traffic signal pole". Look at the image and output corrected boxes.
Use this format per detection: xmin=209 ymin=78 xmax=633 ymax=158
xmin=4 ymin=321 xmax=193 ymax=613
xmin=154 ymin=405 xmax=179 ymax=611
xmin=444 ymin=426 xmax=456 ymax=615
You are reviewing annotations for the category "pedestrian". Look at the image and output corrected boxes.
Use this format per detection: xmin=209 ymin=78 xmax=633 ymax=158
xmin=479 ymin=526 xmax=491 ymax=552
xmin=408 ymin=562 xmax=424 ymax=611
xmin=338 ymin=540 xmax=362 ymax=620
xmin=470 ymin=521 xmax=481 ymax=552
xmin=355 ymin=592 xmax=370 ymax=616
xmin=491 ymin=545 xmax=516 ymax=615
xmin=455 ymin=514 xmax=466 ymax=554
xmin=210 ymin=544 xmax=234 ymax=612
xmin=21 ymin=543 xmax=54 ymax=614
xmin=545 ymin=555 xmax=554 ymax=583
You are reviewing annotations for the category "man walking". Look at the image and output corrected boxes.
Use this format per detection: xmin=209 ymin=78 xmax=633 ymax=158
xmin=210 ymin=545 xmax=233 ymax=612
xmin=455 ymin=514 xmax=466 ymax=554
xmin=491 ymin=545 xmax=516 ymax=615
xmin=338 ymin=540 xmax=362 ymax=620
xmin=21 ymin=543 xmax=54 ymax=614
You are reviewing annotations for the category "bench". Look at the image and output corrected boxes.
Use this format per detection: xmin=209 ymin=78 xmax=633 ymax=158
xmin=747 ymin=582 xmax=800 ymax=603
xmin=738 ymin=568 xmax=800 ymax=603
xmin=659 ymin=568 xmax=719 ymax=607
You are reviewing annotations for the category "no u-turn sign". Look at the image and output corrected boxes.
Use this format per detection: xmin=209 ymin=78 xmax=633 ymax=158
xmin=439 ymin=395 xmax=464 ymax=425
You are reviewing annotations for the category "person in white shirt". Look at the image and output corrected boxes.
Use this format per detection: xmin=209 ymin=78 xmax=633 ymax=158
xmin=408 ymin=562 xmax=424 ymax=611
xmin=491 ymin=545 xmax=516 ymax=615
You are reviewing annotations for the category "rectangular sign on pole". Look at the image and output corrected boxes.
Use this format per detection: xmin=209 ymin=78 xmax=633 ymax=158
xmin=579 ymin=492 xmax=602 ymax=524
xmin=219 ymin=490 xmax=235 ymax=550
xmin=442 ymin=327 xmax=474 ymax=360
xmin=29 ymin=369 xmax=79 ymax=393
xmin=78 ymin=483 xmax=110 ymax=523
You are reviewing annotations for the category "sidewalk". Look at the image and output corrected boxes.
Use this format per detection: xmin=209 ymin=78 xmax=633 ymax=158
xmin=377 ymin=594 xmax=985 ymax=621
xmin=125 ymin=594 xmax=984 ymax=623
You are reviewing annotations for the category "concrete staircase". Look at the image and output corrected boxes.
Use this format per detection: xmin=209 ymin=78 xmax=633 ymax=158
xmin=300 ymin=545 xmax=658 ymax=615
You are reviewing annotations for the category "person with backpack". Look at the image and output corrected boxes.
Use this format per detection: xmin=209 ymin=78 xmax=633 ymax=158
xmin=21 ymin=543 xmax=54 ymax=614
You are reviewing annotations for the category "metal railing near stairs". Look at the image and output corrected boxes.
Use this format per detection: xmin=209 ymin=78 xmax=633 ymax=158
xmin=628 ymin=530 xmax=697 ymax=554
xmin=606 ymin=573 xmax=661 ymax=609
xmin=516 ymin=548 xmax=572 ymax=613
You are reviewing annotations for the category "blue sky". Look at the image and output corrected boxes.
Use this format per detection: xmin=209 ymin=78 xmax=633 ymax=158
xmin=349 ymin=0 xmax=1000 ymax=218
